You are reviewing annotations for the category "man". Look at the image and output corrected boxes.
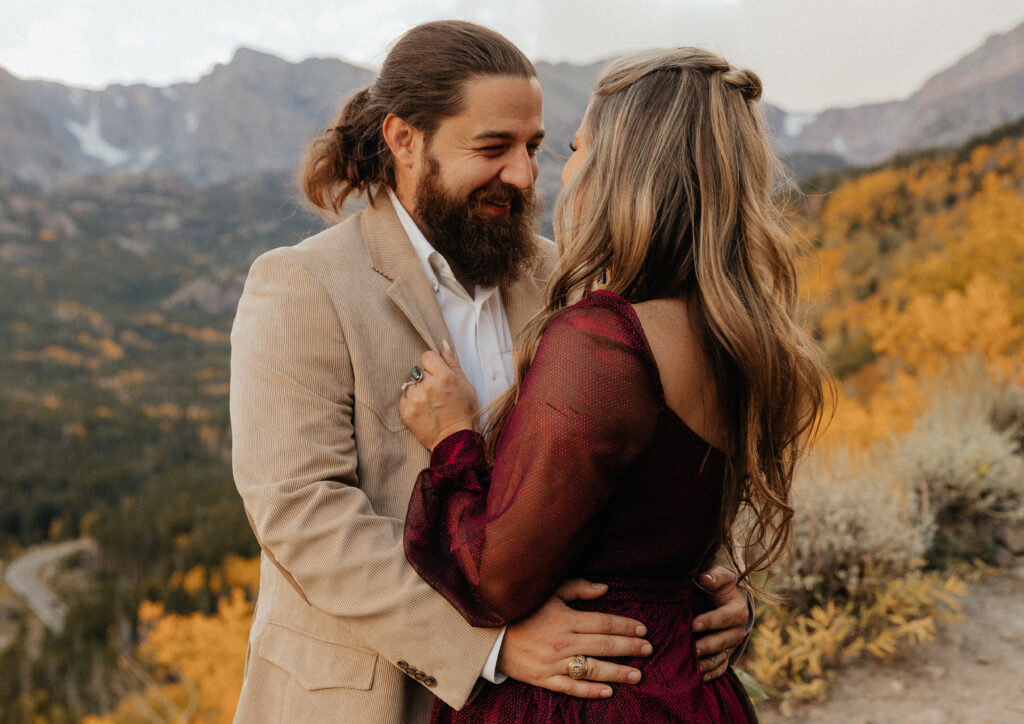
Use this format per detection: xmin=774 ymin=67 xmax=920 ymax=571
xmin=230 ymin=20 xmax=748 ymax=723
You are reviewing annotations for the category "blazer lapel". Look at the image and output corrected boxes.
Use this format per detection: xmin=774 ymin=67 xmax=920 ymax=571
xmin=362 ymin=195 xmax=450 ymax=352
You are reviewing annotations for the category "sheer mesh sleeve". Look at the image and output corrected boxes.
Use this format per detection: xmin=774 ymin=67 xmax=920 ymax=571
xmin=404 ymin=291 xmax=661 ymax=625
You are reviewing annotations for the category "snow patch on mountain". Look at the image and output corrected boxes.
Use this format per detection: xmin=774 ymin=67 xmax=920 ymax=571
xmin=65 ymin=107 xmax=130 ymax=166
xmin=784 ymin=113 xmax=818 ymax=138
xmin=132 ymin=146 xmax=162 ymax=170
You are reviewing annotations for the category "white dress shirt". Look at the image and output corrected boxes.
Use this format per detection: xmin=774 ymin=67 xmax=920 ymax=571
xmin=390 ymin=190 xmax=511 ymax=683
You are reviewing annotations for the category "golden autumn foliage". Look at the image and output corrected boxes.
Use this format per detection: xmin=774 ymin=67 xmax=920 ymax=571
xmin=142 ymin=403 xmax=184 ymax=421
xmin=799 ymin=130 xmax=1024 ymax=448
xmin=223 ymin=555 xmax=260 ymax=594
xmin=78 ymin=331 xmax=127 ymax=361
xmin=86 ymin=557 xmax=262 ymax=723
xmin=744 ymin=572 xmax=967 ymax=710
xmin=53 ymin=300 xmax=106 ymax=328
xmin=164 ymin=322 xmax=230 ymax=345
xmin=118 ymin=328 xmax=155 ymax=350
xmin=85 ymin=589 xmax=253 ymax=724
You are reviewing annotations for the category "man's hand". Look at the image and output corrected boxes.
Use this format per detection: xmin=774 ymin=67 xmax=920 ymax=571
xmin=498 ymin=579 xmax=651 ymax=699
xmin=693 ymin=566 xmax=750 ymax=682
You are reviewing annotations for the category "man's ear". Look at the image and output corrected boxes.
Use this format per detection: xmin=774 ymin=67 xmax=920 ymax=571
xmin=382 ymin=114 xmax=421 ymax=171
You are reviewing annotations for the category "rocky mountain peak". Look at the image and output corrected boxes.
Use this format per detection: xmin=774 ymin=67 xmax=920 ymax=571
xmin=915 ymin=21 xmax=1024 ymax=104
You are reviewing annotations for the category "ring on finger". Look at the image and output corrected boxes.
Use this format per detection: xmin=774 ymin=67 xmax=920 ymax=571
xmin=567 ymin=654 xmax=588 ymax=680
xmin=400 ymin=365 xmax=425 ymax=393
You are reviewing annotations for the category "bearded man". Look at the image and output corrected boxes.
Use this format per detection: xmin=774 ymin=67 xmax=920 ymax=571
xmin=229 ymin=20 xmax=749 ymax=724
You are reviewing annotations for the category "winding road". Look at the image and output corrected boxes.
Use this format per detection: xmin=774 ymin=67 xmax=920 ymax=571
xmin=4 ymin=538 xmax=97 ymax=634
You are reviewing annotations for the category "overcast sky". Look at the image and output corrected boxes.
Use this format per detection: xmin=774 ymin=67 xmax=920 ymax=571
xmin=2 ymin=0 xmax=1023 ymax=112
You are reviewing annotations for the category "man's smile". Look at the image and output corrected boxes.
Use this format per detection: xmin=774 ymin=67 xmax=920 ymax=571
xmin=482 ymin=200 xmax=512 ymax=216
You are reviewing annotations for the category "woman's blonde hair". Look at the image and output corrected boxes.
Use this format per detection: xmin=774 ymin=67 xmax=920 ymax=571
xmin=485 ymin=48 xmax=828 ymax=591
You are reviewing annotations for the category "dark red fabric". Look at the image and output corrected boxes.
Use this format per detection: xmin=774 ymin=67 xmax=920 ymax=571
xmin=404 ymin=290 xmax=756 ymax=722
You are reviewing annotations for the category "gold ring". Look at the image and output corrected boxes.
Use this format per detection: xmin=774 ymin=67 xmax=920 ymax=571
xmin=567 ymin=654 xmax=587 ymax=680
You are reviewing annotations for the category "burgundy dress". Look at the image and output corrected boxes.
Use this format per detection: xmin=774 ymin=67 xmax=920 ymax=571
xmin=404 ymin=290 xmax=757 ymax=723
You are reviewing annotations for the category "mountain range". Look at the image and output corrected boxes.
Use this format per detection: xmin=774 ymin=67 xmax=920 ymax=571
xmin=1 ymin=20 xmax=1023 ymax=194
xmin=766 ymin=20 xmax=1024 ymax=165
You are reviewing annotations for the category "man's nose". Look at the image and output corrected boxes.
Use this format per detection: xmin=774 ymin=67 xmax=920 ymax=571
xmin=500 ymin=147 xmax=537 ymax=190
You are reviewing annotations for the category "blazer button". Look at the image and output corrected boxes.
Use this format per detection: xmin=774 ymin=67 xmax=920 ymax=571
xmin=397 ymin=660 xmax=411 ymax=672
xmin=424 ymin=676 xmax=438 ymax=688
xmin=414 ymin=671 xmax=427 ymax=682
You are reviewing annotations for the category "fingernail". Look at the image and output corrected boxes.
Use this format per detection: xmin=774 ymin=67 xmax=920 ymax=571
xmin=693 ymin=620 xmax=706 ymax=632
xmin=601 ymin=688 xmax=612 ymax=698
xmin=635 ymin=625 xmax=647 ymax=636
xmin=702 ymin=573 xmax=717 ymax=585
xmin=592 ymin=582 xmax=606 ymax=590
xmin=695 ymin=646 xmax=704 ymax=656
xmin=641 ymin=643 xmax=653 ymax=656
xmin=628 ymin=671 xmax=641 ymax=683
xmin=442 ymin=339 xmax=452 ymax=353
xmin=703 ymin=674 xmax=711 ymax=683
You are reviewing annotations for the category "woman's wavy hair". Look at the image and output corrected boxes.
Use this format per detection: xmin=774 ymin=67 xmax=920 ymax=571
xmin=300 ymin=20 xmax=536 ymax=219
xmin=484 ymin=48 xmax=829 ymax=592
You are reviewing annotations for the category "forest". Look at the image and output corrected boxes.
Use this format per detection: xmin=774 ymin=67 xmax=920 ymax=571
xmin=1 ymin=116 xmax=1023 ymax=721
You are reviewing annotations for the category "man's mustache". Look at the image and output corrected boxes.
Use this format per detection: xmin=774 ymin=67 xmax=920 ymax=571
xmin=470 ymin=184 xmax=534 ymax=212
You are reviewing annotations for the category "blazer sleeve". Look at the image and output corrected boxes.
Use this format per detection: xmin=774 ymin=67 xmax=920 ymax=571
xmin=230 ymin=247 xmax=499 ymax=709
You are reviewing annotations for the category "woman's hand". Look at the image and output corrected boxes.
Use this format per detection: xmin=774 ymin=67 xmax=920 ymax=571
xmin=399 ymin=344 xmax=479 ymax=451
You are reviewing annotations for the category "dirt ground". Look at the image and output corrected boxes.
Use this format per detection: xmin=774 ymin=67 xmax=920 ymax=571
xmin=759 ymin=568 xmax=1024 ymax=724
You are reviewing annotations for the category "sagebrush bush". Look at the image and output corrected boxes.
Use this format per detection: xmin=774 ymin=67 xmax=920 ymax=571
xmin=897 ymin=397 xmax=1023 ymax=514
xmin=774 ymin=448 xmax=934 ymax=609
xmin=894 ymin=378 xmax=1024 ymax=560
xmin=774 ymin=362 xmax=1024 ymax=604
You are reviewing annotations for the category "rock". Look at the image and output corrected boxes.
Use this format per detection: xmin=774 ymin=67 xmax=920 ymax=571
xmin=996 ymin=517 xmax=1024 ymax=554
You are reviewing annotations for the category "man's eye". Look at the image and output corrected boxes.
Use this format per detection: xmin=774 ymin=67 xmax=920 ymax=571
xmin=527 ymin=145 xmax=540 ymax=157
xmin=569 ymin=142 xmax=577 ymax=152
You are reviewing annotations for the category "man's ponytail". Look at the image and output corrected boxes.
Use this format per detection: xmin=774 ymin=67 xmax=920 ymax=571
xmin=300 ymin=86 xmax=390 ymax=219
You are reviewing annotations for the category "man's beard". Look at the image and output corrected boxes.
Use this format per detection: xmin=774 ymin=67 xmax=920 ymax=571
xmin=414 ymin=156 xmax=540 ymax=288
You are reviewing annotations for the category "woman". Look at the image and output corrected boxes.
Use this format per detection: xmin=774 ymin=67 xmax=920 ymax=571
xmin=399 ymin=48 xmax=826 ymax=722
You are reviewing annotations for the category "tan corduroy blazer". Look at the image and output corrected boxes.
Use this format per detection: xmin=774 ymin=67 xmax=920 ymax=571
xmin=229 ymin=195 xmax=556 ymax=723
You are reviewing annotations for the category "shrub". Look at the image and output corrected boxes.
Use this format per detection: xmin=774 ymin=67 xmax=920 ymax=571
xmin=773 ymin=447 xmax=934 ymax=609
xmin=895 ymin=369 xmax=1024 ymax=562
xmin=743 ymin=571 xmax=965 ymax=711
